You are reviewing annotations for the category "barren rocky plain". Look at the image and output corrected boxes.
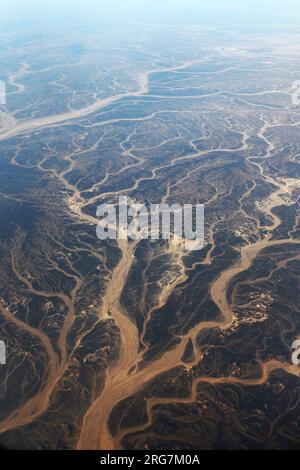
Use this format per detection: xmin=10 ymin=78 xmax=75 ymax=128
xmin=0 ymin=20 xmax=300 ymax=449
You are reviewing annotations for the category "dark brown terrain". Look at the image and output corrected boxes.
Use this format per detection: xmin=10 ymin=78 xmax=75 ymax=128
xmin=0 ymin=20 xmax=300 ymax=449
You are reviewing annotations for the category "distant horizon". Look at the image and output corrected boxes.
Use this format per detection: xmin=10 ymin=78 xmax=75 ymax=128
xmin=2 ymin=0 xmax=300 ymax=27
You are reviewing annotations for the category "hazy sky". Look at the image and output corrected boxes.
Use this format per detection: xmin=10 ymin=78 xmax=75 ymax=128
xmin=1 ymin=0 xmax=300 ymax=26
